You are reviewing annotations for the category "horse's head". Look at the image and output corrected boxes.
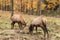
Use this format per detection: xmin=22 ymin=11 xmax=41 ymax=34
xmin=22 ymin=22 xmax=27 ymax=29
xmin=23 ymin=22 xmax=26 ymax=27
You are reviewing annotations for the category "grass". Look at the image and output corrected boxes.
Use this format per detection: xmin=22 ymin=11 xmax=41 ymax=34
xmin=0 ymin=10 xmax=60 ymax=40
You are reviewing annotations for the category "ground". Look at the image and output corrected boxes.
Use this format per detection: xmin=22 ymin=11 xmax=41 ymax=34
xmin=0 ymin=10 xmax=60 ymax=40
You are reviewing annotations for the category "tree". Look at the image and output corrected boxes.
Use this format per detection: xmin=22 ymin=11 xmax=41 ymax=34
xmin=37 ymin=0 xmax=41 ymax=15
xmin=24 ymin=0 xmax=28 ymax=13
xmin=11 ymin=0 xmax=14 ymax=16
xmin=20 ymin=0 xmax=22 ymax=12
xmin=30 ymin=0 xmax=33 ymax=15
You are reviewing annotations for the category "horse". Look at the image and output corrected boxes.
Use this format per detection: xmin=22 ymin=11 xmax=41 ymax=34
xmin=29 ymin=15 xmax=49 ymax=40
xmin=11 ymin=11 xmax=26 ymax=30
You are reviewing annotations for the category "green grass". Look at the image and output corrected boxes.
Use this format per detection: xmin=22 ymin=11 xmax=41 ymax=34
xmin=0 ymin=11 xmax=60 ymax=40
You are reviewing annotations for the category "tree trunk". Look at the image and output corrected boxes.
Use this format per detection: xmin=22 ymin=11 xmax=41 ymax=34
xmin=20 ymin=0 xmax=23 ymax=12
xmin=11 ymin=0 xmax=14 ymax=16
xmin=31 ymin=0 xmax=33 ymax=15
xmin=37 ymin=0 xmax=41 ymax=15
xmin=24 ymin=0 xmax=28 ymax=13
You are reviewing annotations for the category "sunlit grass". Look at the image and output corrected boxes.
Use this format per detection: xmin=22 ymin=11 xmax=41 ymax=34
xmin=0 ymin=11 xmax=60 ymax=40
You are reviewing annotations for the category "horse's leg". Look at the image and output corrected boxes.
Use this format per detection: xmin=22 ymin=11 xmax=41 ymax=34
xmin=41 ymin=26 xmax=46 ymax=40
xmin=41 ymin=25 xmax=49 ymax=40
xmin=29 ymin=25 xmax=34 ymax=34
xmin=43 ymin=24 xmax=49 ymax=40
xmin=36 ymin=26 xmax=37 ymax=34
xmin=11 ymin=22 xmax=15 ymax=29
xmin=31 ymin=26 xmax=34 ymax=35
xmin=42 ymin=22 xmax=49 ymax=39
xmin=18 ymin=22 xmax=23 ymax=32
xmin=18 ymin=22 xmax=22 ymax=30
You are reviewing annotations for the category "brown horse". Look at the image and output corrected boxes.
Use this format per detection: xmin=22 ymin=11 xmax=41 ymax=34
xmin=11 ymin=11 xmax=26 ymax=30
xmin=29 ymin=15 xmax=49 ymax=40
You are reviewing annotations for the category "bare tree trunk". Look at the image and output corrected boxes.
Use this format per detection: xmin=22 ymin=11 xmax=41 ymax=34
xmin=4 ymin=0 xmax=6 ymax=16
xmin=24 ymin=0 xmax=28 ymax=13
xmin=20 ymin=0 xmax=22 ymax=12
xmin=24 ymin=0 xmax=26 ymax=13
xmin=58 ymin=0 xmax=60 ymax=12
xmin=40 ymin=0 xmax=42 ymax=15
xmin=11 ymin=0 xmax=14 ymax=16
xmin=23 ymin=1 xmax=25 ymax=13
xmin=0 ymin=0 xmax=1 ymax=10
xmin=31 ymin=0 xmax=33 ymax=15
xmin=37 ymin=0 xmax=41 ymax=15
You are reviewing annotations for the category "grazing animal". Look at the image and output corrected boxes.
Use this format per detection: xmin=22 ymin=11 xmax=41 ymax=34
xmin=29 ymin=15 xmax=49 ymax=40
xmin=11 ymin=11 xmax=26 ymax=29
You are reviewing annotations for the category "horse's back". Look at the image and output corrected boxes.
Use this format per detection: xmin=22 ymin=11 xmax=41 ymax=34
xmin=11 ymin=11 xmax=25 ymax=22
xmin=11 ymin=14 xmax=21 ymax=22
xmin=31 ymin=16 xmax=47 ymax=25
xmin=31 ymin=17 xmax=42 ymax=25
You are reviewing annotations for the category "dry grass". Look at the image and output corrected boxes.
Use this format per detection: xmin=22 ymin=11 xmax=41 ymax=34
xmin=0 ymin=10 xmax=60 ymax=40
